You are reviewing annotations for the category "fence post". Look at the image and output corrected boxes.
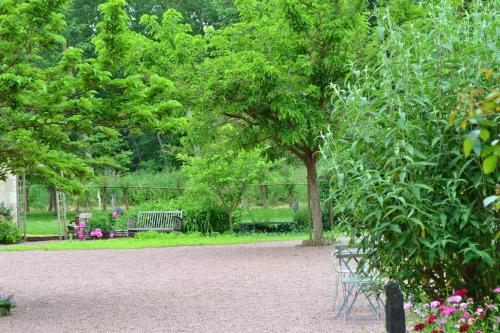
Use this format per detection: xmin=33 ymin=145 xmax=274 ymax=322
xmin=385 ymin=282 xmax=405 ymax=333
xmin=123 ymin=187 xmax=129 ymax=210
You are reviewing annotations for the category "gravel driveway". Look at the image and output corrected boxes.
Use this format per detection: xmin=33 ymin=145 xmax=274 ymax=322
xmin=0 ymin=241 xmax=384 ymax=332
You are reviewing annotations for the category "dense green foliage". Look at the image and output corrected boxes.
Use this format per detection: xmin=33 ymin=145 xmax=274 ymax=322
xmin=322 ymin=0 xmax=498 ymax=299
xmin=0 ymin=221 xmax=21 ymax=244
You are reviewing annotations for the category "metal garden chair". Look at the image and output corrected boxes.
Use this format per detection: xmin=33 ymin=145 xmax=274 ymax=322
xmin=334 ymin=246 xmax=384 ymax=320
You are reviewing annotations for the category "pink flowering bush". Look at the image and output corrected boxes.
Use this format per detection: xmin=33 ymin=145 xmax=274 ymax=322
xmin=74 ymin=221 xmax=86 ymax=240
xmin=406 ymin=288 xmax=500 ymax=332
xmin=89 ymin=228 xmax=103 ymax=239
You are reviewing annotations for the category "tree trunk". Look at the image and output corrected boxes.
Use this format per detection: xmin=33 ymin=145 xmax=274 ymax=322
xmin=228 ymin=212 xmax=234 ymax=233
xmin=48 ymin=188 xmax=57 ymax=212
xmin=304 ymin=156 xmax=323 ymax=244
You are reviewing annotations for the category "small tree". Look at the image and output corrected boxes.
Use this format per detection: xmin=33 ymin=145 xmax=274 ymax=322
xmin=181 ymin=125 xmax=269 ymax=232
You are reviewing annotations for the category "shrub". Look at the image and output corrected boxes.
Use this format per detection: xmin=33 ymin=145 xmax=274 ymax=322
xmin=0 ymin=221 xmax=22 ymax=244
xmin=0 ymin=290 xmax=14 ymax=316
xmin=322 ymin=1 xmax=498 ymax=299
xmin=0 ymin=202 xmax=12 ymax=222
xmin=88 ymin=213 xmax=115 ymax=234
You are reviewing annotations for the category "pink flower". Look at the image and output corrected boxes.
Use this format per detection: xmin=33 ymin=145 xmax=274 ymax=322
xmin=79 ymin=221 xmax=86 ymax=228
xmin=109 ymin=232 xmax=114 ymax=239
xmin=463 ymin=311 xmax=470 ymax=318
xmin=77 ymin=232 xmax=84 ymax=240
xmin=431 ymin=301 xmax=441 ymax=308
xmin=486 ymin=304 xmax=495 ymax=309
xmin=112 ymin=211 xmax=119 ymax=219
xmin=439 ymin=319 xmax=446 ymax=325
xmin=404 ymin=302 xmax=413 ymax=310
xmin=423 ymin=303 xmax=430 ymax=308
xmin=442 ymin=306 xmax=456 ymax=316
xmin=494 ymin=288 xmax=500 ymax=293
xmin=448 ymin=295 xmax=462 ymax=303
xmin=476 ymin=307 xmax=484 ymax=317
xmin=475 ymin=330 xmax=484 ymax=333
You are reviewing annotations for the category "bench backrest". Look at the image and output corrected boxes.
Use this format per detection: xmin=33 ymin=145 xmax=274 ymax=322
xmin=136 ymin=211 xmax=183 ymax=231
xmin=79 ymin=212 xmax=92 ymax=221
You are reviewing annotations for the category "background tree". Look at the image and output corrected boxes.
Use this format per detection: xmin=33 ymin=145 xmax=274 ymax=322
xmin=197 ymin=0 xmax=371 ymax=243
xmin=181 ymin=125 xmax=270 ymax=232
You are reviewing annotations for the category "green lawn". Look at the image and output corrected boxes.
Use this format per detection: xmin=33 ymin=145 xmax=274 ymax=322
xmin=26 ymin=212 xmax=59 ymax=235
xmin=0 ymin=231 xmax=337 ymax=251
xmin=241 ymin=207 xmax=298 ymax=222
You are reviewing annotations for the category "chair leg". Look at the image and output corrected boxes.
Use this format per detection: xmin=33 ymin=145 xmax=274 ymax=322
xmin=332 ymin=275 xmax=340 ymax=310
xmin=345 ymin=286 xmax=362 ymax=320
xmin=335 ymin=282 xmax=348 ymax=318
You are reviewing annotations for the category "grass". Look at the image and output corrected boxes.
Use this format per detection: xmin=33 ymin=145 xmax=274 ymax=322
xmin=240 ymin=207 xmax=301 ymax=222
xmin=26 ymin=212 xmax=59 ymax=235
xmin=0 ymin=231 xmax=338 ymax=251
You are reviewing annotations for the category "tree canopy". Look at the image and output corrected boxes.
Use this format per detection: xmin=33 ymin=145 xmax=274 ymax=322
xmin=196 ymin=0 xmax=372 ymax=243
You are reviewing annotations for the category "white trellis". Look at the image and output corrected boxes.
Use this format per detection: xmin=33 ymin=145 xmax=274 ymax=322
xmin=56 ymin=190 xmax=67 ymax=240
xmin=16 ymin=173 xmax=28 ymax=241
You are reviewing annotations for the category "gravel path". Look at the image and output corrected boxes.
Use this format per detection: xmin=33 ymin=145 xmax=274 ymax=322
xmin=0 ymin=241 xmax=384 ymax=332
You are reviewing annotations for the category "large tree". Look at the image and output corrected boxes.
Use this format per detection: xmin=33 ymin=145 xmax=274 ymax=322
xmin=197 ymin=0 xmax=371 ymax=243
xmin=0 ymin=0 xmax=180 ymax=189
xmin=0 ymin=0 xmax=105 ymax=188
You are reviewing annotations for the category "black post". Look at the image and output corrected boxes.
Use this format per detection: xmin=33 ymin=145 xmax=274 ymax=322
xmin=385 ymin=282 xmax=405 ymax=333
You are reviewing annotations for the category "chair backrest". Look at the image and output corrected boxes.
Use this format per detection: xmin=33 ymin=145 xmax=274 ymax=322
xmin=137 ymin=211 xmax=183 ymax=230
xmin=79 ymin=212 xmax=92 ymax=221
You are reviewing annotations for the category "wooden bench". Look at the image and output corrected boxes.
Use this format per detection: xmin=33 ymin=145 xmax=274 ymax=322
xmin=239 ymin=221 xmax=296 ymax=232
xmin=127 ymin=211 xmax=183 ymax=236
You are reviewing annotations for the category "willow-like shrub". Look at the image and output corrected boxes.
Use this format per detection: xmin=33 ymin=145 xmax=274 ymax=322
xmin=322 ymin=0 xmax=498 ymax=299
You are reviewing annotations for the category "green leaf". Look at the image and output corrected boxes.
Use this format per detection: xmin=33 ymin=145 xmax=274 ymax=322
xmin=463 ymin=138 xmax=473 ymax=157
xmin=482 ymin=154 xmax=497 ymax=174
xmin=479 ymin=128 xmax=490 ymax=141
xmin=390 ymin=224 xmax=402 ymax=233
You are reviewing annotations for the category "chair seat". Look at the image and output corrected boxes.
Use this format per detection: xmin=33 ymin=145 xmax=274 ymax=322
xmin=340 ymin=276 xmax=376 ymax=284
xmin=337 ymin=269 xmax=352 ymax=274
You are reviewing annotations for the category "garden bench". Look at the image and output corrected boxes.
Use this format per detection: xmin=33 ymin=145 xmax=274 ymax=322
xmin=127 ymin=211 xmax=183 ymax=236
xmin=239 ymin=221 xmax=296 ymax=232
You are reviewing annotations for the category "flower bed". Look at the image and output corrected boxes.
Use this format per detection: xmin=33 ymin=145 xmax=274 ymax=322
xmin=406 ymin=288 xmax=499 ymax=332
